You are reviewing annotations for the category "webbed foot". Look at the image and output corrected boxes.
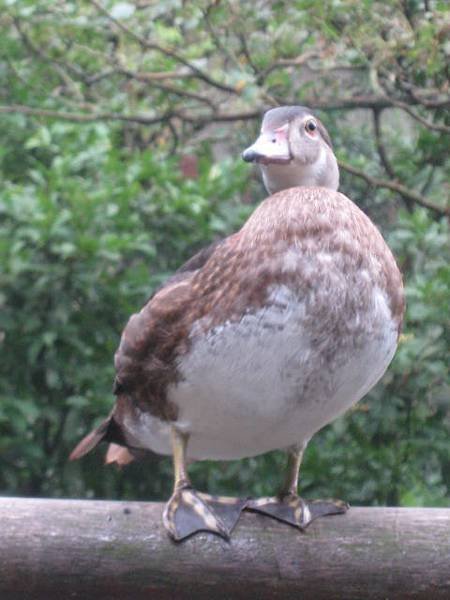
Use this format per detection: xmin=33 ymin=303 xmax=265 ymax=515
xmin=163 ymin=485 xmax=247 ymax=541
xmin=246 ymin=494 xmax=349 ymax=529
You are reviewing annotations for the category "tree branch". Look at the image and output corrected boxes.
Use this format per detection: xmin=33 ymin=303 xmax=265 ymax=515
xmin=111 ymin=69 xmax=196 ymax=82
xmin=308 ymin=95 xmax=419 ymax=111
xmin=171 ymin=109 xmax=260 ymax=124
xmin=0 ymin=105 xmax=172 ymax=126
xmin=12 ymin=17 xmax=85 ymax=82
xmin=257 ymin=51 xmax=319 ymax=83
xmin=400 ymin=83 xmax=450 ymax=108
xmin=0 ymin=104 xmax=260 ymax=128
xmin=89 ymin=0 xmax=239 ymax=95
xmin=238 ymin=32 xmax=259 ymax=76
xmin=202 ymin=4 xmax=242 ymax=71
xmin=372 ymin=109 xmax=398 ymax=181
xmin=339 ymin=160 xmax=448 ymax=217
xmin=119 ymin=69 xmax=217 ymax=110
xmin=6 ymin=105 xmax=444 ymax=216
xmin=387 ymin=98 xmax=450 ymax=134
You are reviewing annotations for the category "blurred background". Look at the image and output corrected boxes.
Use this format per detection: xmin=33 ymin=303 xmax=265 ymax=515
xmin=0 ymin=0 xmax=448 ymax=507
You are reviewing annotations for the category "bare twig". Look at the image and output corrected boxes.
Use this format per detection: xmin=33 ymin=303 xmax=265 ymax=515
xmin=202 ymin=5 xmax=242 ymax=71
xmin=257 ymin=51 xmax=318 ymax=82
xmin=112 ymin=70 xmax=196 ymax=81
xmin=166 ymin=119 xmax=179 ymax=155
xmin=85 ymin=69 xmax=117 ymax=86
xmin=77 ymin=66 xmax=198 ymax=88
xmin=89 ymin=0 xmax=239 ymax=95
xmin=0 ymin=103 xmax=262 ymax=130
xmin=0 ymin=104 xmax=172 ymax=125
xmin=12 ymin=17 xmax=84 ymax=81
xmin=238 ymin=33 xmax=259 ymax=75
xmin=119 ymin=70 xmax=217 ymax=110
xmin=388 ymin=98 xmax=450 ymax=134
xmin=372 ymin=109 xmax=398 ymax=181
xmin=171 ymin=109 xmax=260 ymax=124
xmin=394 ymin=78 xmax=450 ymax=108
xmin=420 ymin=167 xmax=436 ymax=196
xmin=339 ymin=160 xmax=448 ymax=217
xmin=372 ymin=65 xmax=450 ymax=133
xmin=372 ymin=108 xmax=414 ymax=212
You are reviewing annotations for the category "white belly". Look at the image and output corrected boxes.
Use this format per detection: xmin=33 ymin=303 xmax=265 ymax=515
xmin=125 ymin=285 xmax=398 ymax=460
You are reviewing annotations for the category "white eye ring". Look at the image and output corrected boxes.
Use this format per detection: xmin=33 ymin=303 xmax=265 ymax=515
xmin=305 ymin=120 xmax=317 ymax=133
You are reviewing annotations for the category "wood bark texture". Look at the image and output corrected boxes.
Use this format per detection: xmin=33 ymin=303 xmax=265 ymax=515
xmin=0 ymin=498 xmax=449 ymax=599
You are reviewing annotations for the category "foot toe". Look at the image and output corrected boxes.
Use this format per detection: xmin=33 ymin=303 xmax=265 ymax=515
xmin=246 ymin=495 xmax=349 ymax=529
xmin=163 ymin=488 xmax=247 ymax=541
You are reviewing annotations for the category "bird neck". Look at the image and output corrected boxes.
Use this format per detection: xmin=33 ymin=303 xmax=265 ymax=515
xmin=261 ymin=148 xmax=339 ymax=195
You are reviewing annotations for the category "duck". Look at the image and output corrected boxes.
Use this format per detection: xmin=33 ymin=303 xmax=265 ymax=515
xmin=70 ymin=105 xmax=405 ymax=541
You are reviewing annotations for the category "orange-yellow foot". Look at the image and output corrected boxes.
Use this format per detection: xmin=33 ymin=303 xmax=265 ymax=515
xmin=246 ymin=494 xmax=349 ymax=529
xmin=163 ymin=486 xmax=247 ymax=541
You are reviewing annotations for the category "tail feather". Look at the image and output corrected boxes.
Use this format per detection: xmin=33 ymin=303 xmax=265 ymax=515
xmin=105 ymin=443 xmax=136 ymax=466
xmin=69 ymin=416 xmax=113 ymax=461
xmin=70 ymin=410 xmax=150 ymax=466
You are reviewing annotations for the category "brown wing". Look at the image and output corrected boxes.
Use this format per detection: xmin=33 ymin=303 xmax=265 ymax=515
xmin=71 ymin=187 xmax=405 ymax=464
xmin=112 ymin=237 xmax=227 ymax=412
xmin=70 ymin=237 xmax=228 ymax=463
xmin=70 ymin=276 xmax=196 ymax=462
xmin=147 ymin=238 xmax=224 ymax=298
xmin=174 ymin=239 xmax=224 ymax=275
xmin=113 ymin=276 xmax=196 ymax=421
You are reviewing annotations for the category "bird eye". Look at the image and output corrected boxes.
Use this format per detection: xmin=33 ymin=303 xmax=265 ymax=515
xmin=305 ymin=119 xmax=317 ymax=133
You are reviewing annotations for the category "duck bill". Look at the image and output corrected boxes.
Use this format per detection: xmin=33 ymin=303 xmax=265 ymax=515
xmin=242 ymin=131 xmax=291 ymax=165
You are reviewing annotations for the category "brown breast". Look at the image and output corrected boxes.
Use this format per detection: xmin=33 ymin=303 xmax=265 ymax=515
xmin=113 ymin=187 xmax=404 ymax=422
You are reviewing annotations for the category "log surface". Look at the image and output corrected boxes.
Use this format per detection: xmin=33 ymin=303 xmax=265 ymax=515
xmin=0 ymin=497 xmax=449 ymax=599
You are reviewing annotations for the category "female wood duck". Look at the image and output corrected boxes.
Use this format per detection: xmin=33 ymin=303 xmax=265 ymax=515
xmin=71 ymin=106 xmax=404 ymax=541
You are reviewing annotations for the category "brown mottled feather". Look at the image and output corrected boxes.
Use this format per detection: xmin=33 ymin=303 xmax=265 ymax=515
xmin=115 ymin=188 xmax=403 ymax=421
xmin=72 ymin=187 xmax=404 ymax=459
xmin=69 ymin=413 xmax=127 ymax=460
xmin=105 ymin=444 xmax=142 ymax=466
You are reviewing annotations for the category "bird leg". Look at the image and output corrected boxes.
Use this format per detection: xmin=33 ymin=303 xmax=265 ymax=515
xmin=246 ymin=444 xmax=348 ymax=529
xmin=163 ymin=427 xmax=247 ymax=541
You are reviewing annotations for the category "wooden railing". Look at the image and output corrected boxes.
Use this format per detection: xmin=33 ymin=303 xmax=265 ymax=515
xmin=1 ymin=497 xmax=449 ymax=599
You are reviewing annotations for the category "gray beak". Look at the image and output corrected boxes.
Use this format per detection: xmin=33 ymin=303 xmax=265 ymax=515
xmin=241 ymin=131 xmax=291 ymax=165
xmin=242 ymin=147 xmax=261 ymax=163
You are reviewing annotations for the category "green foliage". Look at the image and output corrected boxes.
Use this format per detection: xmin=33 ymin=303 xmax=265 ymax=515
xmin=0 ymin=0 xmax=448 ymax=506
xmin=0 ymin=119 xmax=251 ymax=497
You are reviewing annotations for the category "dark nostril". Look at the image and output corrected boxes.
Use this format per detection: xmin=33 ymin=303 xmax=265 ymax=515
xmin=242 ymin=149 xmax=260 ymax=163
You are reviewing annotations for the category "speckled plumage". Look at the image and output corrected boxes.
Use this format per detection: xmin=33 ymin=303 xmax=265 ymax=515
xmin=99 ymin=187 xmax=402 ymax=460
xmin=70 ymin=105 xmax=405 ymax=541
xmin=71 ymin=111 xmax=403 ymax=480
xmin=71 ymin=185 xmax=403 ymax=463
